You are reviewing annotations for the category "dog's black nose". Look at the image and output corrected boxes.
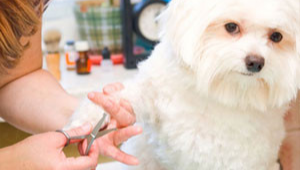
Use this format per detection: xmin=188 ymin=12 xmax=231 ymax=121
xmin=245 ymin=55 xmax=265 ymax=73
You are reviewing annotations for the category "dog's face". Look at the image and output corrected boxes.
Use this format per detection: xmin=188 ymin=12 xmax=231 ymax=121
xmin=162 ymin=0 xmax=300 ymax=111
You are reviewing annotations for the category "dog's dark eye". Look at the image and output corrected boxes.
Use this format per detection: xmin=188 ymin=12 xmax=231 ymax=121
xmin=270 ymin=32 xmax=283 ymax=43
xmin=225 ymin=23 xmax=240 ymax=34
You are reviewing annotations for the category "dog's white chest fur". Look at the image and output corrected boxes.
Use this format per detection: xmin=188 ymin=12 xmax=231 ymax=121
xmin=119 ymin=43 xmax=286 ymax=170
xmin=125 ymin=100 xmax=285 ymax=170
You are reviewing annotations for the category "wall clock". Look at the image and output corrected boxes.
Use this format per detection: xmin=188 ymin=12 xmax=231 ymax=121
xmin=133 ymin=0 xmax=167 ymax=45
xmin=121 ymin=0 xmax=167 ymax=69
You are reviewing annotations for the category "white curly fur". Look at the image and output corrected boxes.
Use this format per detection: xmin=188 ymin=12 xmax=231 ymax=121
xmin=66 ymin=0 xmax=300 ymax=169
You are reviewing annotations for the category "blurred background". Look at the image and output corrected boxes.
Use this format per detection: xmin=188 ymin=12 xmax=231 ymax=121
xmin=41 ymin=0 xmax=171 ymax=94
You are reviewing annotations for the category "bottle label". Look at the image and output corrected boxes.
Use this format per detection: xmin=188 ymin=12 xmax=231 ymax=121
xmin=65 ymin=52 xmax=76 ymax=66
xmin=87 ymin=59 xmax=91 ymax=72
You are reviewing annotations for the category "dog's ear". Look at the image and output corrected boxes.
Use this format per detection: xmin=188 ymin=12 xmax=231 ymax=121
xmin=160 ymin=0 xmax=219 ymax=66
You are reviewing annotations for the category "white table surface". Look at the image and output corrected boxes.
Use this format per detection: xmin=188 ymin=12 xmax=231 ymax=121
xmin=60 ymin=59 xmax=138 ymax=98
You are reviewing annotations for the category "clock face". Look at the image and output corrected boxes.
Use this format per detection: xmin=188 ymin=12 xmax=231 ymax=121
xmin=138 ymin=3 xmax=166 ymax=42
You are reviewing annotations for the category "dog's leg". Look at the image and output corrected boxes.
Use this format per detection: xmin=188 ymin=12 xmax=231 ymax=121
xmin=120 ymin=131 xmax=168 ymax=170
xmin=117 ymin=82 xmax=167 ymax=170
xmin=63 ymin=98 xmax=106 ymax=130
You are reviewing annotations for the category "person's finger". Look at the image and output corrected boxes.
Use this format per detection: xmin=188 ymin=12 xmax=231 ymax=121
xmin=62 ymin=146 xmax=98 ymax=170
xmin=101 ymin=97 xmax=135 ymax=127
xmin=112 ymin=126 xmax=143 ymax=146
xmin=103 ymin=83 xmax=124 ymax=95
xmin=107 ymin=119 xmax=117 ymax=129
xmin=78 ymin=137 xmax=101 ymax=157
xmin=101 ymin=145 xmax=139 ymax=165
xmin=120 ymin=98 xmax=134 ymax=116
xmin=115 ymin=107 xmax=136 ymax=128
xmin=61 ymin=142 xmax=99 ymax=170
xmin=56 ymin=123 xmax=92 ymax=147
xmin=88 ymin=92 xmax=115 ymax=109
xmin=88 ymin=142 xmax=99 ymax=159
xmin=88 ymin=93 xmax=135 ymax=127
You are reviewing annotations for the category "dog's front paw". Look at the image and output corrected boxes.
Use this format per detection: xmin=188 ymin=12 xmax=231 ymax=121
xmin=64 ymin=98 xmax=107 ymax=130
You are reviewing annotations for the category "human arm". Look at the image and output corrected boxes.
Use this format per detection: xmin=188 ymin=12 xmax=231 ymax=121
xmin=0 ymin=124 xmax=98 ymax=170
xmin=0 ymin=20 xmax=79 ymax=134
xmin=280 ymin=92 xmax=300 ymax=170
xmin=0 ymin=69 xmax=79 ymax=134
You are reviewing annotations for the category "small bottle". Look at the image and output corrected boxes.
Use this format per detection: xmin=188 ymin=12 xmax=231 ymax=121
xmin=75 ymin=41 xmax=91 ymax=75
xmin=64 ymin=40 xmax=76 ymax=70
xmin=102 ymin=47 xmax=111 ymax=59
xmin=44 ymin=30 xmax=61 ymax=80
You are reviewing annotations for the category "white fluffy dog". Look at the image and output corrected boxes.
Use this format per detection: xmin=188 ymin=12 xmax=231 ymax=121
xmin=66 ymin=0 xmax=300 ymax=169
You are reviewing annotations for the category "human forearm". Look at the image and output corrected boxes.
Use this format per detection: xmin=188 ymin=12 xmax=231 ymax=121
xmin=0 ymin=69 xmax=79 ymax=134
xmin=280 ymin=92 xmax=300 ymax=170
xmin=285 ymin=93 xmax=300 ymax=132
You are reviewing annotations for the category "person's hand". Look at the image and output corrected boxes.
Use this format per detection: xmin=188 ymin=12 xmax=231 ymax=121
xmin=84 ymin=83 xmax=142 ymax=165
xmin=11 ymin=123 xmax=99 ymax=170
xmin=280 ymin=93 xmax=300 ymax=170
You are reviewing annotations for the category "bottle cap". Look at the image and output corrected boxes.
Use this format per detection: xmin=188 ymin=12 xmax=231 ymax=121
xmin=75 ymin=41 xmax=89 ymax=52
xmin=66 ymin=40 xmax=75 ymax=46
xmin=102 ymin=47 xmax=111 ymax=59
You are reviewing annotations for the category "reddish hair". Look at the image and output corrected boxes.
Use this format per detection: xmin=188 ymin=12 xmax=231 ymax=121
xmin=0 ymin=0 xmax=41 ymax=71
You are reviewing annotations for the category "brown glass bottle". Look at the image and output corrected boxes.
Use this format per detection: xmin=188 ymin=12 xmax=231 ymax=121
xmin=75 ymin=41 xmax=91 ymax=75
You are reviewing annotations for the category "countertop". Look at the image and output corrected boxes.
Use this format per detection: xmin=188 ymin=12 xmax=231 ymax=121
xmin=60 ymin=59 xmax=138 ymax=98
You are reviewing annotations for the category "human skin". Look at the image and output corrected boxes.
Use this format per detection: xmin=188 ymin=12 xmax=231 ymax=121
xmin=280 ymin=93 xmax=300 ymax=170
